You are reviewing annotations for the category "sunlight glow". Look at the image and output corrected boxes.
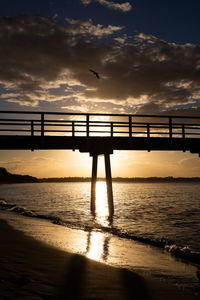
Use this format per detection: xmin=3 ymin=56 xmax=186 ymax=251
xmin=86 ymin=231 xmax=110 ymax=262
xmin=86 ymin=181 xmax=112 ymax=261
xmin=95 ymin=181 xmax=110 ymax=227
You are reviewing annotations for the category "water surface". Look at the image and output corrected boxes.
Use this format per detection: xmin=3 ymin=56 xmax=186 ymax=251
xmin=0 ymin=181 xmax=200 ymax=262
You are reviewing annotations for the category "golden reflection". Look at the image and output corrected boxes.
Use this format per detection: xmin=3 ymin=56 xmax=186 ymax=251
xmin=95 ymin=181 xmax=110 ymax=227
xmin=87 ymin=181 xmax=112 ymax=262
xmin=86 ymin=231 xmax=110 ymax=262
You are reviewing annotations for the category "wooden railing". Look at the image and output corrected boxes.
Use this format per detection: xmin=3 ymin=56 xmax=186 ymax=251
xmin=0 ymin=111 xmax=200 ymax=139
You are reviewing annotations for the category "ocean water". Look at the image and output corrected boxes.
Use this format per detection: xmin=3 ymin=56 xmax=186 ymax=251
xmin=0 ymin=181 xmax=200 ymax=267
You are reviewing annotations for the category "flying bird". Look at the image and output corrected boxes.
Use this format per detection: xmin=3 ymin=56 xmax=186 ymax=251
xmin=89 ymin=69 xmax=100 ymax=79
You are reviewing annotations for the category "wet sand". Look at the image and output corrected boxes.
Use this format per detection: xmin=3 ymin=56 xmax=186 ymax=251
xmin=0 ymin=218 xmax=199 ymax=299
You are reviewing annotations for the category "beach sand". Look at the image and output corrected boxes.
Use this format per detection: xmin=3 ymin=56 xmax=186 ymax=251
xmin=0 ymin=218 xmax=199 ymax=300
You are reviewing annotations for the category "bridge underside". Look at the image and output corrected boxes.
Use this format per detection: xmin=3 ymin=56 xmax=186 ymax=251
xmin=0 ymin=136 xmax=200 ymax=155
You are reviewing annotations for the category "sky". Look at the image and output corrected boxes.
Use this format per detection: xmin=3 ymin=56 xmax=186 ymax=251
xmin=0 ymin=0 xmax=200 ymax=178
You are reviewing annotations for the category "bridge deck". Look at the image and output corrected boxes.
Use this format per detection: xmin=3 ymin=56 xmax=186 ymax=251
xmin=0 ymin=136 xmax=200 ymax=155
xmin=0 ymin=111 xmax=200 ymax=155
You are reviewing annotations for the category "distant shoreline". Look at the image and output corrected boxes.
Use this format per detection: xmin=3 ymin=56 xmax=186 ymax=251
xmin=39 ymin=177 xmax=200 ymax=183
xmin=1 ymin=167 xmax=200 ymax=184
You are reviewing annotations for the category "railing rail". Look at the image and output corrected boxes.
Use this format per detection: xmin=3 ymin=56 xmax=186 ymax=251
xmin=0 ymin=111 xmax=200 ymax=139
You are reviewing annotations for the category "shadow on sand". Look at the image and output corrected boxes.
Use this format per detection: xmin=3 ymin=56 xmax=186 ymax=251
xmin=57 ymin=253 xmax=152 ymax=300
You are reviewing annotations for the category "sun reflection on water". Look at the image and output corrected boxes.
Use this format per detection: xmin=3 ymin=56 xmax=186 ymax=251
xmin=86 ymin=181 xmax=113 ymax=261
xmin=95 ymin=181 xmax=110 ymax=227
xmin=86 ymin=231 xmax=110 ymax=262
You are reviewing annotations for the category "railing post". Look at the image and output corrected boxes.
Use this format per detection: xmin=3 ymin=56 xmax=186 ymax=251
xmin=41 ymin=113 xmax=44 ymax=136
xmin=147 ymin=123 xmax=150 ymax=138
xmin=129 ymin=116 xmax=132 ymax=137
xmin=72 ymin=121 xmax=75 ymax=137
xmin=31 ymin=121 xmax=34 ymax=136
xmin=182 ymin=124 xmax=185 ymax=139
xmin=86 ymin=115 xmax=89 ymax=137
xmin=169 ymin=117 xmax=172 ymax=139
xmin=111 ymin=122 xmax=113 ymax=137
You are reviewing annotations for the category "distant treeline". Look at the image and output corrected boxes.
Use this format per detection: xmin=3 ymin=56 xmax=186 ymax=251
xmin=39 ymin=176 xmax=200 ymax=183
xmin=1 ymin=167 xmax=200 ymax=184
xmin=0 ymin=168 xmax=38 ymax=184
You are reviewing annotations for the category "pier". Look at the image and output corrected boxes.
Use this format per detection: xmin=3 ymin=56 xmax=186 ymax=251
xmin=1 ymin=111 xmax=200 ymax=216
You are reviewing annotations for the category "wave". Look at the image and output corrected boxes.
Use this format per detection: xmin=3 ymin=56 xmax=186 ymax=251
xmin=0 ymin=199 xmax=68 ymax=226
xmin=1 ymin=199 xmax=200 ymax=266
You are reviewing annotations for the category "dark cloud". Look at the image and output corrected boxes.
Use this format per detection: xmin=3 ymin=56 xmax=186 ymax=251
xmin=136 ymin=103 xmax=161 ymax=114
xmin=0 ymin=14 xmax=121 ymax=106
xmin=0 ymin=14 xmax=200 ymax=113
xmin=82 ymin=33 xmax=200 ymax=114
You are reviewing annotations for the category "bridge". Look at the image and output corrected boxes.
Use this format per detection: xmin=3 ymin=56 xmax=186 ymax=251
xmin=1 ymin=110 xmax=200 ymax=216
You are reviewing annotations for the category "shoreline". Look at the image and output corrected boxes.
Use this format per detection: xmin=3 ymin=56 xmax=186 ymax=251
xmin=2 ymin=177 xmax=200 ymax=185
xmin=1 ymin=196 xmax=200 ymax=268
xmin=0 ymin=214 xmax=199 ymax=299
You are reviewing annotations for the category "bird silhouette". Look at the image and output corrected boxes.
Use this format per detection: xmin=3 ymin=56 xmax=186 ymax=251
xmin=89 ymin=69 xmax=100 ymax=79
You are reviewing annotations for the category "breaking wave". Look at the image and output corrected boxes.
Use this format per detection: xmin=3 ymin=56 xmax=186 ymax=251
xmin=1 ymin=199 xmax=200 ymax=266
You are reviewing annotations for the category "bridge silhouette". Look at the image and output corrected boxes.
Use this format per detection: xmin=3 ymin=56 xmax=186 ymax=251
xmin=1 ymin=110 xmax=200 ymax=215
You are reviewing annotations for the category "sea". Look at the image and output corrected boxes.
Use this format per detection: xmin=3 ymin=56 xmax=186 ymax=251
xmin=0 ymin=181 xmax=200 ymax=291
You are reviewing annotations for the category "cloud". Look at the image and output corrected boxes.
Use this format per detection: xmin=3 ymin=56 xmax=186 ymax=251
xmin=0 ymin=156 xmax=66 ymax=177
xmin=82 ymin=33 xmax=200 ymax=111
xmin=81 ymin=0 xmax=92 ymax=5
xmin=65 ymin=18 xmax=122 ymax=37
xmin=136 ymin=103 xmax=161 ymax=114
xmin=81 ymin=0 xmax=132 ymax=12
xmin=0 ymin=15 xmax=122 ymax=106
xmin=0 ymin=14 xmax=200 ymax=115
xmin=180 ymin=157 xmax=200 ymax=169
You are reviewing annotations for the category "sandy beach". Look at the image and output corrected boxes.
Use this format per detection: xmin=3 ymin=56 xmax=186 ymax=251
xmin=0 ymin=218 xmax=199 ymax=300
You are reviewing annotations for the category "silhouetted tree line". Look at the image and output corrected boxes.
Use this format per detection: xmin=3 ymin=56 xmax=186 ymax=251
xmin=0 ymin=168 xmax=38 ymax=184
xmin=1 ymin=167 xmax=200 ymax=184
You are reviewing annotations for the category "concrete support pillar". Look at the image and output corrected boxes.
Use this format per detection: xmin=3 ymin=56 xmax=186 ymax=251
xmin=91 ymin=154 xmax=98 ymax=214
xmin=104 ymin=154 xmax=114 ymax=216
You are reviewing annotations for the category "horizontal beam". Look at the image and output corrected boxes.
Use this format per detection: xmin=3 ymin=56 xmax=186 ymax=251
xmin=1 ymin=110 xmax=200 ymax=119
xmin=1 ymin=121 xmax=200 ymax=127
xmin=0 ymin=136 xmax=200 ymax=154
